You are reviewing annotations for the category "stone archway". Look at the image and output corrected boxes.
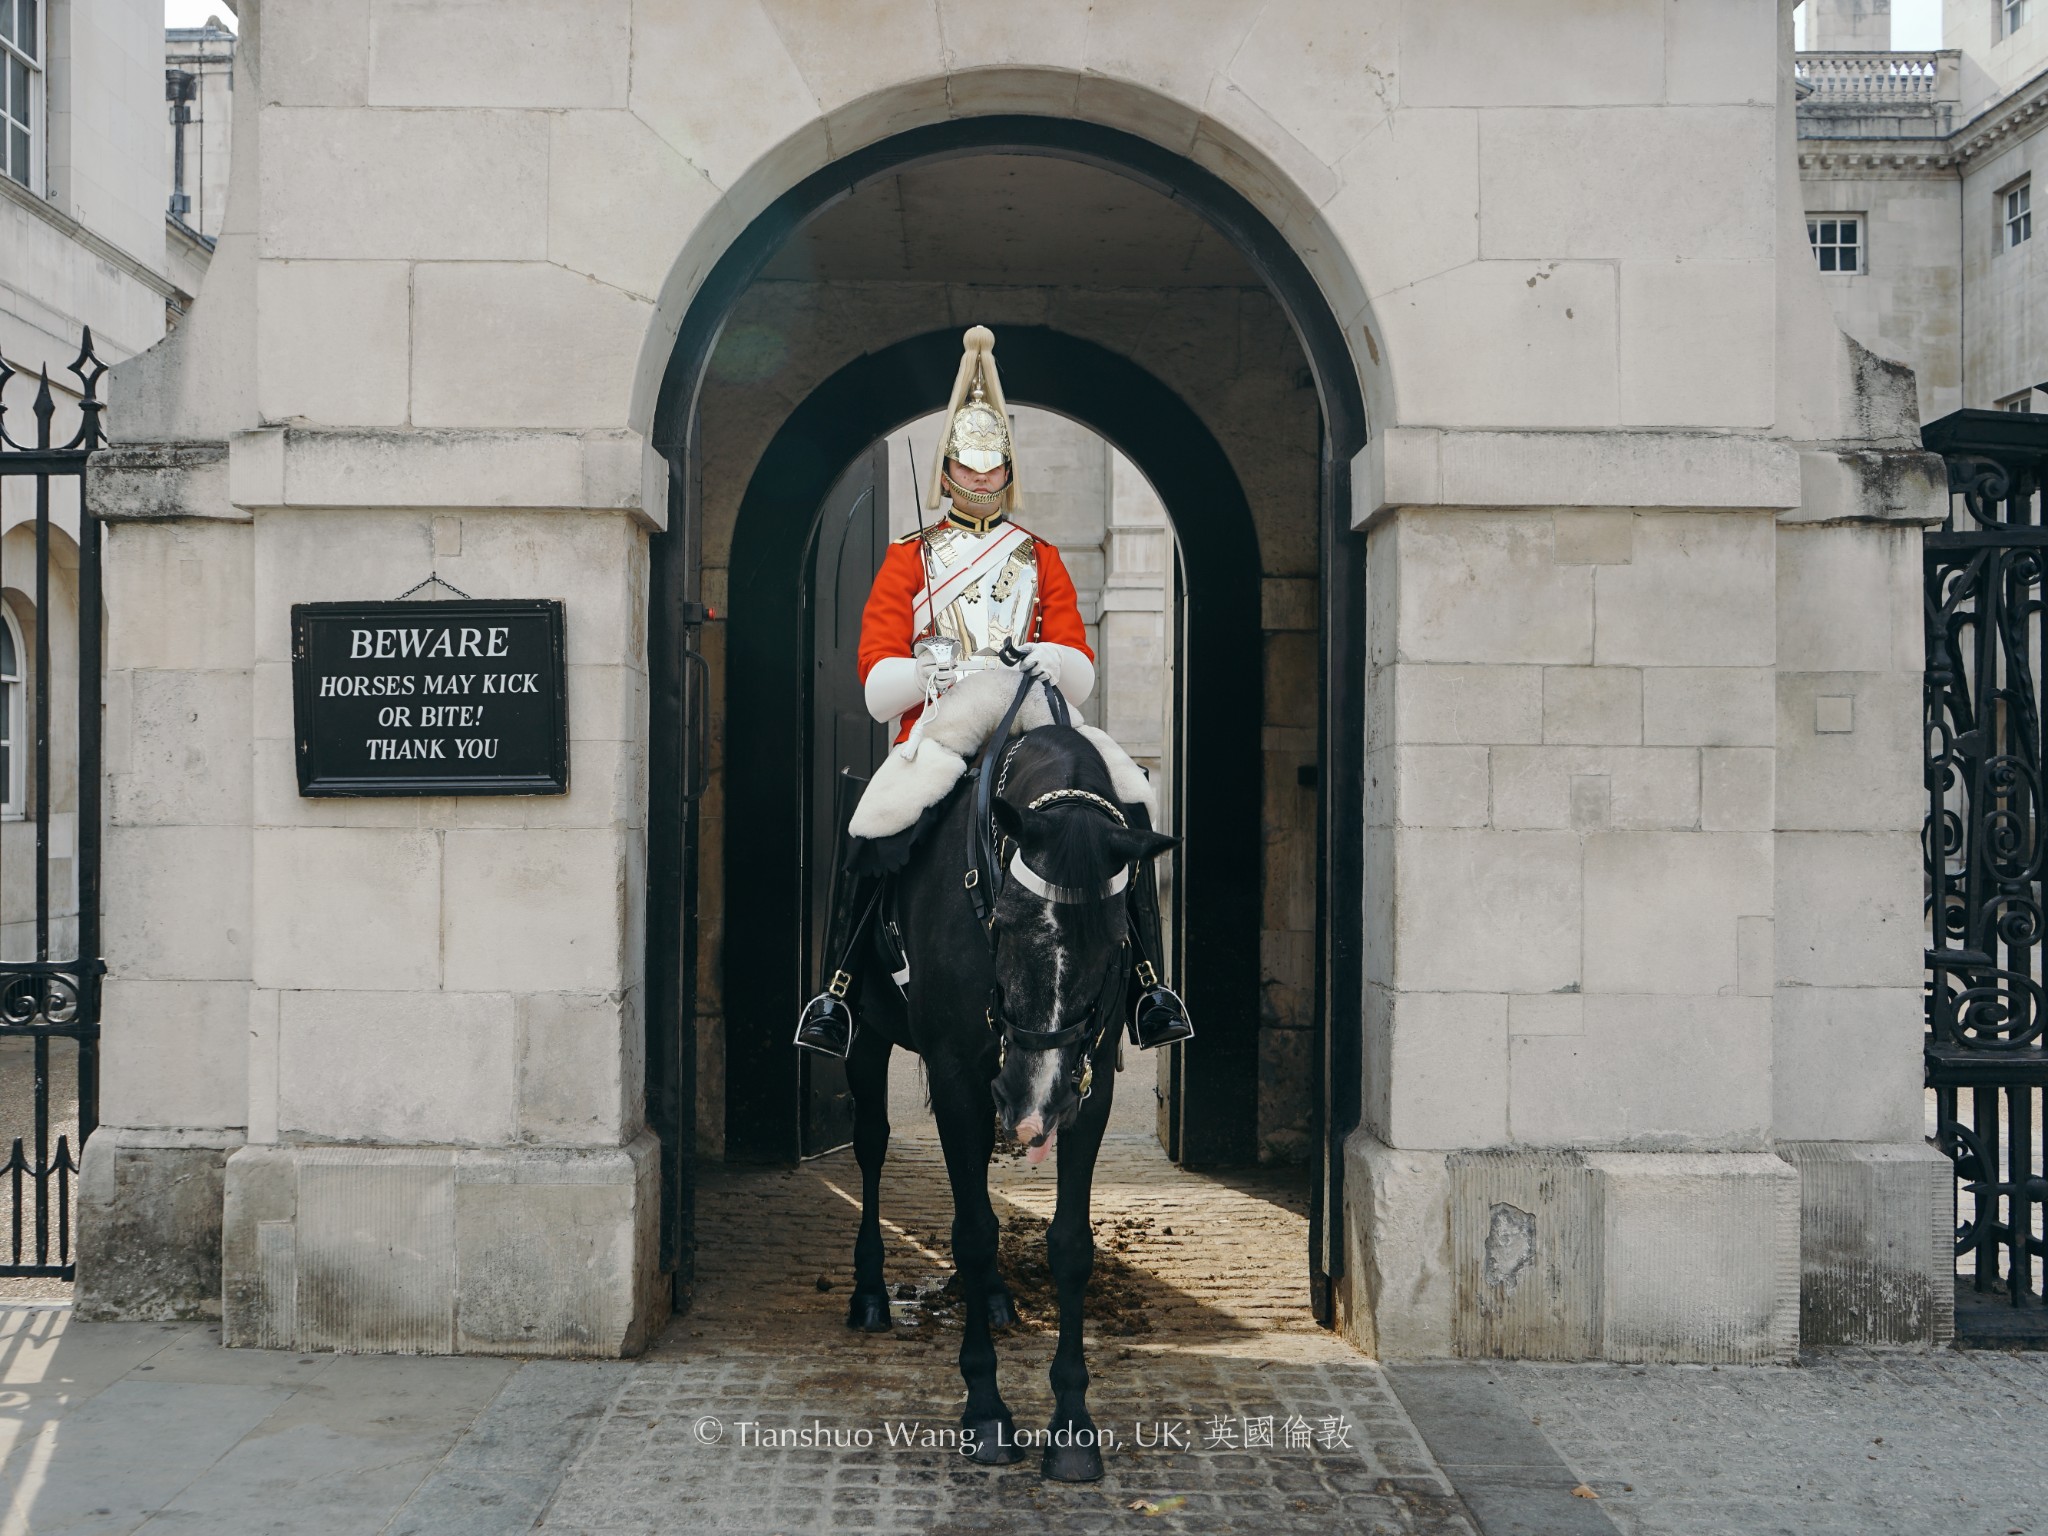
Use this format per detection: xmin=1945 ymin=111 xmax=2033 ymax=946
xmin=646 ymin=115 xmax=1369 ymax=1324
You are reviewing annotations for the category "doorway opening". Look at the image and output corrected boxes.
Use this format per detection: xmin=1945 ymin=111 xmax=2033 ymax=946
xmin=647 ymin=117 xmax=1367 ymax=1327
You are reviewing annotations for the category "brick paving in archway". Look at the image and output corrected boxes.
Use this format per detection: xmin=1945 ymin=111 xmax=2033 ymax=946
xmin=673 ymin=1131 xmax=1333 ymax=1358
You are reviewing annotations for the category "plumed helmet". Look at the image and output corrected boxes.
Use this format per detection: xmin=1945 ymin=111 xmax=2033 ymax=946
xmin=926 ymin=326 xmax=1017 ymax=512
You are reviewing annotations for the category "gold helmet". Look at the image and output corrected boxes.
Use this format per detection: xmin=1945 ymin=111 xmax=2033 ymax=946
xmin=926 ymin=325 xmax=1017 ymax=513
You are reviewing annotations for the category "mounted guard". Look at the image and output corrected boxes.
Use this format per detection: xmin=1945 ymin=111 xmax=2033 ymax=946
xmin=793 ymin=324 xmax=1194 ymax=1060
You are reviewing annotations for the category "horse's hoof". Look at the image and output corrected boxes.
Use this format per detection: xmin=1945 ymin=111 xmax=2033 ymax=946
xmin=845 ymin=1291 xmax=892 ymax=1332
xmin=986 ymin=1290 xmax=1019 ymax=1330
xmin=1042 ymin=1440 xmax=1105 ymax=1483
xmin=960 ymin=1416 xmax=1027 ymax=1466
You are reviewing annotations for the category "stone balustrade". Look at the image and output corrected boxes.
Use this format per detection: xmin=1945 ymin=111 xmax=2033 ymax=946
xmin=1796 ymin=50 xmax=1961 ymax=140
xmin=1796 ymin=50 xmax=1957 ymax=104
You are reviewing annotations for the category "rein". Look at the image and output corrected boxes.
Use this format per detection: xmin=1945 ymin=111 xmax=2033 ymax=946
xmin=963 ymin=662 xmax=1130 ymax=1094
xmin=964 ymin=657 xmax=1070 ymax=940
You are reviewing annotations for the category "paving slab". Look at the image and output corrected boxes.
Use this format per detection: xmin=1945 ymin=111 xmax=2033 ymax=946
xmin=1488 ymin=1351 xmax=2048 ymax=1536
xmin=0 ymin=1310 xmax=187 ymax=1400
xmin=0 ymin=1380 xmax=293 ymax=1536
xmin=0 ymin=1311 xmax=514 ymax=1536
xmin=1387 ymin=1366 xmax=1620 ymax=1536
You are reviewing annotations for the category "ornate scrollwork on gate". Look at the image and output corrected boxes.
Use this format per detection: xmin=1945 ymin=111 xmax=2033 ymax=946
xmin=1922 ymin=408 xmax=2048 ymax=1331
xmin=0 ymin=968 xmax=83 ymax=1028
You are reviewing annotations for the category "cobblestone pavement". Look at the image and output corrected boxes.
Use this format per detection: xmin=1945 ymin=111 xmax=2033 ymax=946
xmin=541 ymin=1351 xmax=1473 ymax=1535
xmin=548 ymin=1129 xmax=1481 ymax=1533
xmin=680 ymin=1128 xmax=1331 ymax=1356
xmin=1489 ymin=1350 xmax=2048 ymax=1536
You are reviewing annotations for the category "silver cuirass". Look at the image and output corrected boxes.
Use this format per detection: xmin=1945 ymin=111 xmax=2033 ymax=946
xmin=916 ymin=521 xmax=1040 ymax=658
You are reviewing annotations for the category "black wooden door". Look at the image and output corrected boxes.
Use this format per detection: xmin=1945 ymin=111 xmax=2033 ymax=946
xmin=799 ymin=442 xmax=891 ymax=1156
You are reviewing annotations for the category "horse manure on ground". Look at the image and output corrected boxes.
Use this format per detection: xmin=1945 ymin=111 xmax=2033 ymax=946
xmin=918 ymin=1212 xmax=1154 ymax=1336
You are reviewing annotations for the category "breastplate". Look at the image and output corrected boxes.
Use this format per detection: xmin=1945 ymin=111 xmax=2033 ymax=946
xmin=920 ymin=523 xmax=1040 ymax=658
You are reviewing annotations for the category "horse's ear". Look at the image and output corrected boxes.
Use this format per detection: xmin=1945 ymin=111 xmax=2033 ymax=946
xmin=1113 ymin=826 xmax=1177 ymax=865
xmin=992 ymin=794 xmax=1028 ymax=843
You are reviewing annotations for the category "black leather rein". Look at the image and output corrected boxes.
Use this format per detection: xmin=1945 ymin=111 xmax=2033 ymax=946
xmin=961 ymin=658 xmax=1131 ymax=1089
xmin=964 ymin=651 xmax=1070 ymax=943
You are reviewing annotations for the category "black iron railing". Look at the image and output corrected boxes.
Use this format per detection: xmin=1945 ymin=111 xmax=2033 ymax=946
xmin=0 ymin=331 xmax=105 ymax=1280
xmin=1923 ymin=408 xmax=2048 ymax=1342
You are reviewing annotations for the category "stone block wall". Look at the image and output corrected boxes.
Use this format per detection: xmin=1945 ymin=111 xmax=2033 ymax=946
xmin=83 ymin=428 xmax=667 ymax=1346
xmin=1364 ymin=508 xmax=1779 ymax=1157
xmin=80 ymin=481 xmax=253 ymax=1317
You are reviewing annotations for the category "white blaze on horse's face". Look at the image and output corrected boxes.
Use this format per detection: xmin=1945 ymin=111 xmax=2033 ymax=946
xmin=993 ymin=897 xmax=1087 ymax=1162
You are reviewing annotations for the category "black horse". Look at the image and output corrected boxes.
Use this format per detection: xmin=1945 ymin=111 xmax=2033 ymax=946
xmin=841 ymin=716 xmax=1172 ymax=1482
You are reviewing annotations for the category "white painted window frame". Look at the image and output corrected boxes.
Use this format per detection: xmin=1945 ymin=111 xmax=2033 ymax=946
xmin=1998 ymin=389 xmax=2037 ymax=413
xmin=2007 ymin=0 xmax=2030 ymax=39
xmin=0 ymin=0 xmax=41 ymax=194
xmin=0 ymin=602 xmax=24 ymax=819
xmin=1806 ymin=214 xmax=1865 ymax=275
xmin=2003 ymin=179 xmax=2033 ymax=250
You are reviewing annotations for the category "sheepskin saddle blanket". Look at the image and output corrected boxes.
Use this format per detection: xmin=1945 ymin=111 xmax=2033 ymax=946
xmin=847 ymin=667 xmax=1156 ymax=841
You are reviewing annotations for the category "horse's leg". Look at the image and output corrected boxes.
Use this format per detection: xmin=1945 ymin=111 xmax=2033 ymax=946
xmin=844 ymin=1027 xmax=893 ymax=1332
xmin=981 ymin=1189 xmax=1018 ymax=1330
xmin=982 ymin=1267 xmax=1020 ymax=1330
xmin=1042 ymin=1051 xmax=1116 ymax=1483
xmin=928 ymin=1064 xmax=1025 ymax=1466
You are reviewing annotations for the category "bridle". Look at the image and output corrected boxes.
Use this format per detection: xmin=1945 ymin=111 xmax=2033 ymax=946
xmin=966 ymin=664 xmax=1132 ymax=1097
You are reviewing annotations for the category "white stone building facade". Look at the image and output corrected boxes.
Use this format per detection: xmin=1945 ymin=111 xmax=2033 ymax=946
xmin=1796 ymin=0 xmax=2048 ymax=417
xmin=0 ymin=0 xmax=183 ymax=966
xmin=76 ymin=0 xmax=1949 ymax=1363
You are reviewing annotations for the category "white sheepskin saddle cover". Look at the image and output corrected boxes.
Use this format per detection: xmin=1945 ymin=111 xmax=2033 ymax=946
xmin=847 ymin=668 xmax=1157 ymax=840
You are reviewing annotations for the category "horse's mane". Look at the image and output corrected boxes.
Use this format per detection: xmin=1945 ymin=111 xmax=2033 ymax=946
xmin=1001 ymin=727 xmax=1131 ymax=953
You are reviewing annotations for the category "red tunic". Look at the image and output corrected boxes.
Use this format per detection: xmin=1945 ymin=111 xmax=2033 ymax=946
xmin=857 ymin=528 xmax=1093 ymax=743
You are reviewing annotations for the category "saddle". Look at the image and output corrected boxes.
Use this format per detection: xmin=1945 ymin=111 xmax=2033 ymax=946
xmin=799 ymin=667 xmax=1187 ymax=1060
xmin=847 ymin=666 xmax=1156 ymax=843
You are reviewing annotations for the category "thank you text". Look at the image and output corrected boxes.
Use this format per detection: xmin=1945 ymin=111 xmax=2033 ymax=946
xmin=291 ymin=599 xmax=568 ymax=796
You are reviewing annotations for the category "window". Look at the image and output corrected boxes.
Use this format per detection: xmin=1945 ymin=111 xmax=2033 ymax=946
xmin=2000 ymin=390 xmax=2037 ymax=412
xmin=1807 ymin=216 xmax=1863 ymax=274
xmin=0 ymin=606 xmax=21 ymax=816
xmin=0 ymin=0 xmax=37 ymax=190
xmin=2008 ymin=0 xmax=2030 ymax=38
xmin=2006 ymin=181 xmax=2033 ymax=249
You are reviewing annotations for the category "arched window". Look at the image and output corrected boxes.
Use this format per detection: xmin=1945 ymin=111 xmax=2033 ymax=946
xmin=0 ymin=603 xmax=22 ymax=816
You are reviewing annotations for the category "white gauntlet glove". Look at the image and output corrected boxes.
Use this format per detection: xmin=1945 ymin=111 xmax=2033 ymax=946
xmin=863 ymin=657 xmax=925 ymax=724
xmin=917 ymin=648 xmax=961 ymax=696
xmin=1016 ymin=642 xmax=1095 ymax=705
xmin=1016 ymin=641 xmax=1063 ymax=688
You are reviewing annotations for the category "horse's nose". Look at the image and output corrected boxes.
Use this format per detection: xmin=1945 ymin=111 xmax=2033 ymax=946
xmin=1015 ymin=1113 xmax=1044 ymax=1146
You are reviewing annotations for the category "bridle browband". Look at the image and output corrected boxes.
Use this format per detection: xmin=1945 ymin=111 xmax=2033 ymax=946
xmin=1007 ymin=851 xmax=1129 ymax=906
xmin=1005 ymin=788 xmax=1131 ymax=904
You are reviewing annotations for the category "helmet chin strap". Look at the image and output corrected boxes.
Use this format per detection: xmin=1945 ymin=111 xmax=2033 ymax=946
xmin=941 ymin=468 xmax=1009 ymax=531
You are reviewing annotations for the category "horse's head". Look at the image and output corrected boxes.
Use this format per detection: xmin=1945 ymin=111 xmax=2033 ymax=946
xmin=987 ymin=789 xmax=1174 ymax=1163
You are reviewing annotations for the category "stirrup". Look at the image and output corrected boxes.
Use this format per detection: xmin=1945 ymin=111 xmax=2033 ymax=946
xmin=793 ymin=974 xmax=855 ymax=1058
xmin=1127 ymin=960 xmax=1194 ymax=1050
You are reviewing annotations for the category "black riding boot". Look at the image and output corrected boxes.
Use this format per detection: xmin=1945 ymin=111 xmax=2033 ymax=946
xmin=1126 ymin=832 xmax=1194 ymax=1051
xmin=794 ymin=872 xmax=880 ymax=1058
